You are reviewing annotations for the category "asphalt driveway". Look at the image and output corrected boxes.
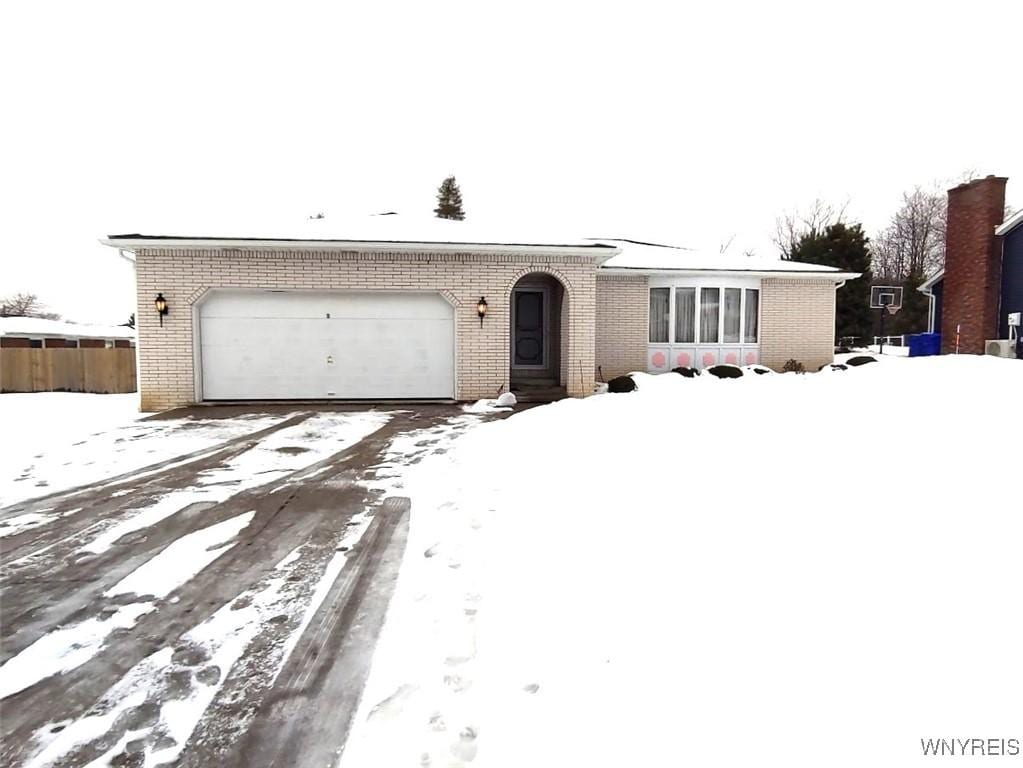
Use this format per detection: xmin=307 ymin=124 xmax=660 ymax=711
xmin=0 ymin=404 xmax=498 ymax=767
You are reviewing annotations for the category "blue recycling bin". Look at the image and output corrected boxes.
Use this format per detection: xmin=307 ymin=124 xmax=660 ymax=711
xmin=908 ymin=333 xmax=941 ymax=357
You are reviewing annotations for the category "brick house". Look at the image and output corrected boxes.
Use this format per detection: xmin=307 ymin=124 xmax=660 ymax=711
xmin=919 ymin=175 xmax=1023 ymax=353
xmin=0 ymin=317 xmax=136 ymax=349
xmin=103 ymin=219 xmax=857 ymax=411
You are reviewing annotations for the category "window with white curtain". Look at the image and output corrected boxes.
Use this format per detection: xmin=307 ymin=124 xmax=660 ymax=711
xmin=744 ymin=288 xmax=759 ymax=343
xmin=649 ymin=287 xmax=669 ymax=343
xmin=700 ymin=288 xmax=720 ymax=343
xmin=723 ymin=288 xmax=741 ymax=343
xmin=647 ymin=282 xmax=761 ymax=346
xmin=674 ymin=287 xmax=696 ymax=343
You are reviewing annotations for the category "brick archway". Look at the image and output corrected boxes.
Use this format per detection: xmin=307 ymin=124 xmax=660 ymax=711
xmin=508 ymin=270 xmax=572 ymax=393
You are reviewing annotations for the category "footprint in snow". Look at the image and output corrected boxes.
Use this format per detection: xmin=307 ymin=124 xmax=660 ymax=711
xmin=450 ymin=726 xmax=478 ymax=763
xmin=443 ymin=674 xmax=472 ymax=693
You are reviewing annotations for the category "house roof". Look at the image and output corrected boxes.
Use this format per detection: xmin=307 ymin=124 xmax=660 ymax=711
xmin=918 ymin=270 xmax=945 ymax=292
xmin=103 ymin=214 xmax=616 ymax=255
xmin=103 ymin=214 xmax=854 ymax=278
xmin=995 ymin=207 xmax=1023 ymax=237
xmin=0 ymin=317 xmax=136 ymax=340
xmin=594 ymin=239 xmax=859 ymax=278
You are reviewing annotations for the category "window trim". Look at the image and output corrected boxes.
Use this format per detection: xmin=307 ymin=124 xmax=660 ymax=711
xmin=743 ymin=288 xmax=760 ymax=344
xmin=700 ymin=287 xmax=721 ymax=344
xmin=648 ymin=286 xmax=670 ymax=344
xmin=674 ymin=286 xmax=696 ymax=344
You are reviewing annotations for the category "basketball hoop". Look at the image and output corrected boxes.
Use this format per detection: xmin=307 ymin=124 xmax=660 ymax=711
xmin=870 ymin=285 xmax=904 ymax=312
xmin=870 ymin=285 xmax=904 ymax=355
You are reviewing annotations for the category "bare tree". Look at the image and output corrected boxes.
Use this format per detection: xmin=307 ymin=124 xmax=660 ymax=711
xmin=871 ymin=186 xmax=946 ymax=282
xmin=772 ymin=198 xmax=848 ymax=259
xmin=0 ymin=292 xmax=61 ymax=319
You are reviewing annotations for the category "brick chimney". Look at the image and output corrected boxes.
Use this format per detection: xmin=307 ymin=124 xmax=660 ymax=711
xmin=941 ymin=175 xmax=1007 ymax=354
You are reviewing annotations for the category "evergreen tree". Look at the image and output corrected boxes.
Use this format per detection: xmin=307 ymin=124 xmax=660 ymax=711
xmin=434 ymin=176 xmax=465 ymax=220
xmin=790 ymin=223 xmax=873 ymax=344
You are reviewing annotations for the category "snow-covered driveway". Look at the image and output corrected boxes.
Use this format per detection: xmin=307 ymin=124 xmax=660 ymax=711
xmin=0 ymin=399 xmax=499 ymax=767
xmin=340 ymin=356 xmax=1023 ymax=768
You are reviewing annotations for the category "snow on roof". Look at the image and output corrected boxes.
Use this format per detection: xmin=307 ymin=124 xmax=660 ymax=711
xmin=105 ymin=213 xmax=611 ymax=250
xmin=995 ymin=207 xmax=1023 ymax=237
xmin=594 ymin=239 xmax=851 ymax=275
xmin=102 ymin=213 xmax=855 ymax=276
xmin=0 ymin=317 xmax=136 ymax=340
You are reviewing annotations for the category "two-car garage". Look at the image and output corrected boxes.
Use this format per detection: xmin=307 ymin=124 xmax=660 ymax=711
xmin=198 ymin=291 xmax=455 ymax=400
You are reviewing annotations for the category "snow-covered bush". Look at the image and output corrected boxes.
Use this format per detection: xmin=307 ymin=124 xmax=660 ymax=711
xmin=671 ymin=366 xmax=700 ymax=378
xmin=495 ymin=392 xmax=517 ymax=407
xmin=781 ymin=359 xmax=805 ymax=373
xmin=705 ymin=364 xmax=743 ymax=379
xmin=607 ymin=375 xmax=637 ymax=393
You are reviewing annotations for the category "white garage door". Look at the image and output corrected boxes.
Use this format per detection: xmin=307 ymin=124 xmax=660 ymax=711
xmin=199 ymin=291 xmax=455 ymax=399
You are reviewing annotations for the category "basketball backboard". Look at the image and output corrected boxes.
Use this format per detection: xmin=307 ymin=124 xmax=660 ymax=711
xmin=870 ymin=285 xmax=903 ymax=314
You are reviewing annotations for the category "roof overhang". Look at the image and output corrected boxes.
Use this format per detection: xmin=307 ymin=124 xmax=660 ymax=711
xmin=918 ymin=270 xmax=945 ymax=293
xmin=598 ymin=267 xmax=861 ymax=281
xmin=101 ymin=235 xmax=619 ymax=259
xmin=995 ymin=208 xmax=1023 ymax=237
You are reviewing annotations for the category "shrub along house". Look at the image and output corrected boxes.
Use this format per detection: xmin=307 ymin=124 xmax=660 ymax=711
xmin=102 ymin=217 xmax=857 ymax=411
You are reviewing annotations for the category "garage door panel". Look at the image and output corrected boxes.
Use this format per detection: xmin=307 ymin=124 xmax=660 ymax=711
xmin=201 ymin=291 xmax=453 ymax=320
xmin=199 ymin=292 xmax=455 ymax=399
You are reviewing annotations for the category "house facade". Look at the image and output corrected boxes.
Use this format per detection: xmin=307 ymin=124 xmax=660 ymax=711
xmin=104 ymin=222 xmax=855 ymax=411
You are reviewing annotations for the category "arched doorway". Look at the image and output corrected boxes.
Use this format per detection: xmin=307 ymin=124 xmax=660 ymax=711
xmin=509 ymin=272 xmax=566 ymax=397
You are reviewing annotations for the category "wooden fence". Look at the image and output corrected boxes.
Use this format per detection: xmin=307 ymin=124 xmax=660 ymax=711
xmin=0 ymin=348 xmax=137 ymax=393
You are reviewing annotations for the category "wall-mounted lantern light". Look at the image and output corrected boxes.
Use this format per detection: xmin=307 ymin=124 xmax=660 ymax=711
xmin=477 ymin=296 xmax=488 ymax=328
xmin=155 ymin=293 xmax=168 ymax=326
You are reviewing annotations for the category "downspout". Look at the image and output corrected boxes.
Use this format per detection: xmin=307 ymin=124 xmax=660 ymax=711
xmin=918 ymin=283 xmax=935 ymax=334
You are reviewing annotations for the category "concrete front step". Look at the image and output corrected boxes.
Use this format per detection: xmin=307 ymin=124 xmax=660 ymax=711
xmin=510 ymin=385 xmax=568 ymax=403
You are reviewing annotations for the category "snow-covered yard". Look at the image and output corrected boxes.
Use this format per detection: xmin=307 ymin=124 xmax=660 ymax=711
xmin=341 ymin=355 xmax=1023 ymax=768
xmin=2 ymin=360 xmax=1019 ymax=767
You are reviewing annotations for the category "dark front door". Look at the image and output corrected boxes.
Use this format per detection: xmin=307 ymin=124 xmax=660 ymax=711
xmin=513 ymin=290 xmax=545 ymax=367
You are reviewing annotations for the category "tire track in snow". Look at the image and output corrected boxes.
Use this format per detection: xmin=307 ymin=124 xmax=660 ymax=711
xmin=0 ymin=512 xmax=255 ymax=699
xmin=2 ymin=408 xmax=501 ymax=767
xmin=1 ymin=413 xmax=389 ymax=684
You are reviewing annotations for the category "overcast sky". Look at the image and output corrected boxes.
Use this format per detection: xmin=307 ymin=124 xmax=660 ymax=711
xmin=3 ymin=0 xmax=1020 ymax=324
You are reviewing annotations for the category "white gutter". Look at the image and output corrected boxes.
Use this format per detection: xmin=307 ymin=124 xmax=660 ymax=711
xmin=100 ymin=238 xmax=619 ymax=259
xmin=994 ymin=207 xmax=1023 ymax=236
xmin=598 ymin=267 xmax=861 ymax=281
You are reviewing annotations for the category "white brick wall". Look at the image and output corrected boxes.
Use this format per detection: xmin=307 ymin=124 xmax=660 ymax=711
xmin=760 ymin=278 xmax=836 ymax=372
xmin=135 ymin=248 xmax=596 ymax=410
xmin=594 ymin=274 xmax=649 ymax=379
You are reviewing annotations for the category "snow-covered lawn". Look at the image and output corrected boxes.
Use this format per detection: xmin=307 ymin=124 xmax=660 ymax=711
xmin=0 ymin=393 xmax=286 ymax=509
xmin=341 ymin=355 xmax=1023 ymax=768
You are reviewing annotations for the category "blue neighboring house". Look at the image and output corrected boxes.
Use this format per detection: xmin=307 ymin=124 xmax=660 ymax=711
xmin=920 ymin=206 xmax=1023 ymax=341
